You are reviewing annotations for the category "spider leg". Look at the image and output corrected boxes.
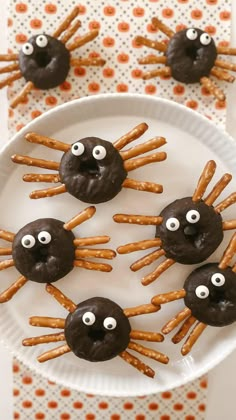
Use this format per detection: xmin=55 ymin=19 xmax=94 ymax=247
xmin=172 ymin=316 xmax=197 ymax=343
xmin=161 ymin=307 xmax=191 ymax=334
xmin=181 ymin=322 xmax=207 ymax=355
xmin=0 ymin=71 xmax=22 ymax=89
xmin=214 ymin=59 xmax=236 ymax=72
xmin=0 ymin=275 xmax=27 ymax=303
xmin=0 ymin=247 xmax=12 ymax=256
xmin=0 ymin=230 xmax=15 ymax=242
xmin=123 ymin=303 xmax=160 ymax=318
xmin=223 ymin=220 xmax=236 ymax=231
xmin=11 ymin=154 xmax=60 ymax=171
xmin=52 ymin=6 xmax=79 ymax=38
xmin=120 ymin=136 xmax=166 ymax=160
xmin=124 ymin=152 xmax=167 ymax=172
xmin=135 ymin=36 xmax=167 ymax=52
xmin=0 ymin=62 xmax=19 ymax=74
xmin=46 ymin=283 xmax=77 ymax=313
xmin=204 ymin=173 xmax=232 ymax=206
xmin=151 ymin=289 xmax=186 ymax=306
xmin=25 ymin=132 xmax=70 ymax=152
xmin=60 ymin=20 xmax=81 ymax=44
xmin=113 ymin=122 xmax=148 ymax=151
xmin=192 ymin=160 xmax=216 ymax=202
xmin=130 ymin=330 xmax=164 ymax=342
xmin=37 ymin=344 xmax=71 ymax=363
xmin=218 ymin=232 xmax=236 ymax=269
xmin=23 ymin=174 xmax=60 ymax=183
xmin=63 ymin=206 xmax=96 ymax=231
xmin=67 ymin=30 xmax=99 ymax=52
xmin=0 ymin=54 xmax=19 ymax=61
xmin=29 ymin=185 xmax=67 ymax=199
xmin=75 ymin=248 xmax=116 ymax=260
xmin=131 ymin=249 xmax=165 ymax=272
xmin=122 ymin=178 xmax=163 ymax=194
xmin=217 ymin=46 xmax=236 ymax=56
xmin=22 ymin=332 xmax=65 ymax=346
xmin=10 ymin=81 xmax=34 ymax=109
xmin=113 ymin=214 xmax=162 ymax=225
xmin=74 ymin=259 xmax=112 ymax=272
xmin=29 ymin=316 xmax=65 ymax=329
xmin=142 ymin=258 xmax=175 ymax=286
xmin=142 ymin=67 xmax=171 ymax=80
xmin=119 ymin=350 xmax=155 ymax=378
xmin=117 ymin=238 xmax=162 ymax=254
xmin=138 ymin=55 xmax=167 ymax=65
xmin=0 ymin=259 xmax=14 ymax=271
xmin=70 ymin=57 xmax=106 ymax=67
xmin=210 ymin=67 xmax=235 ymax=83
xmin=73 ymin=236 xmax=110 ymax=247
xmin=200 ymin=77 xmax=225 ymax=101
xmin=128 ymin=341 xmax=169 ymax=364
xmin=151 ymin=17 xmax=175 ymax=38
xmin=215 ymin=192 xmax=236 ymax=213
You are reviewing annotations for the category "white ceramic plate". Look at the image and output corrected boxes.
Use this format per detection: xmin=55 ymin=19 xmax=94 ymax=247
xmin=0 ymin=93 xmax=236 ymax=397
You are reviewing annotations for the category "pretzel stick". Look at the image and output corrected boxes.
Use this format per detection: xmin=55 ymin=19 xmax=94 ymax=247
xmin=135 ymin=36 xmax=167 ymax=52
xmin=119 ymin=350 xmax=155 ymax=378
xmin=117 ymin=238 xmax=162 ymax=254
xmin=217 ymin=46 xmax=236 ymax=55
xmin=231 ymin=263 xmax=236 ymax=273
xmin=0 ymin=259 xmax=14 ymax=271
xmin=52 ymin=6 xmax=79 ymax=38
xmin=113 ymin=123 xmax=148 ymax=151
xmin=0 ymin=71 xmax=22 ymax=89
xmin=142 ymin=67 xmax=171 ymax=80
xmin=215 ymin=192 xmax=236 ymax=213
xmin=63 ymin=206 xmax=96 ymax=231
xmin=200 ymin=77 xmax=225 ymax=101
xmin=211 ymin=67 xmax=235 ymax=83
xmin=204 ymin=173 xmax=232 ymax=206
xmin=151 ymin=17 xmax=175 ymax=38
xmin=120 ymin=137 xmax=166 ymax=160
xmin=128 ymin=341 xmax=169 ymax=364
xmin=74 ymin=259 xmax=112 ymax=272
xmin=142 ymin=258 xmax=175 ymax=286
xmin=122 ymin=178 xmax=163 ymax=194
xmin=10 ymin=81 xmax=34 ymax=108
xmin=23 ymin=173 xmax=60 ymax=183
xmin=38 ymin=344 xmax=71 ymax=363
xmin=222 ymin=220 xmax=236 ymax=230
xmin=138 ymin=55 xmax=167 ymax=65
xmin=46 ymin=283 xmax=77 ymax=313
xmin=218 ymin=233 xmax=236 ymax=269
xmin=67 ymin=30 xmax=99 ymax=51
xmin=30 ymin=184 xmax=66 ymax=199
xmin=131 ymin=249 xmax=165 ymax=272
xmin=29 ymin=316 xmax=65 ymax=329
xmin=73 ymin=236 xmax=110 ymax=247
xmin=70 ymin=57 xmax=106 ymax=66
xmin=113 ymin=214 xmax=162 ymax=225
xmin=75 ymin=248 xmax=116 ymax=260
xmin=123 ymin=303 xmax=160 ymax=318
xmin=0 ymin=247 xmax=12 ymax=256
xmin=172 ymin=316 xmax=197 ymax=344
xmin=0 ymin=230 xmax=15 ymax=242
xmin=214 ymin=59 xmax=236 ymax=72
xmin=130 ymin=330 xmax=164 ymax=342
xmin=11 ymin=154 xmax=60 ymax=170
xmin=25 ymin=132 xmax=70 ymax=152
xmin=23 ymin=332 xmax=65 ymax=346
xmin=124 ymin=152 xmax=167 ymax=172
xmin=0 ymin=275 xmax=27 ymax=303
xmin=60 ymin=20 xmax=81 ymax=44
xmin=0 ymin=53 xmax=18 ymax=61
xmin=181 ymin=322 xmax=207 ymax=355
xmin=0 ymin=62 xmax=19 ymax=74
xmin=192 ymin=160 xmax=216 ymax=202
xmin=162 ymin=307 xmax=191 ymax=334
xmin=152 ymin=289 xmax=186 ymax=306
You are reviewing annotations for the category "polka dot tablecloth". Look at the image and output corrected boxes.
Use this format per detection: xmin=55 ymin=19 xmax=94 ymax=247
xmin=5 ymin=0 xmax=232 ymax=419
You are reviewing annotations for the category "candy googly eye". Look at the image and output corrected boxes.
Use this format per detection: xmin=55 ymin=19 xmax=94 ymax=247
xmin=186 ymin=210 xmax=200 ymax=224
xmin=186 ymin=28 xmax=198 ymax=41
xmin=82 ymin=312 xmax=96 ymax=326
xmin=103 ymin=317 xmax=117 ymax=330
xmin=71 ymin=142 xmax=85 ymax=156
xmin=195 ymin=285 xmax=209 ymax=299
xmin=21 ymin=234 xmax=36 ymax=249
xmin=92 ymin=145 xmax=107 ymax=160
xmin=211 ymin=273 xmax=225 ymax=287
xmin=22 ymin=42 xmax=34 ymax=56
xmin=200 ymin=33 xmax=212 ymax=46
xmin=166 ymin=217 xmax=180 ymax=231
xmin=36 ymin=35 xmax=48 ymax=48
xmin=38 ymin=231 xmax=51 ymax=245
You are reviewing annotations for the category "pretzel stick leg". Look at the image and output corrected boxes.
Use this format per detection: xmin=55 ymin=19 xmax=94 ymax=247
xmin=25 ymin=132 xmax=70 ymax=152
xmin=135 ymin=36 xmax=167 ymax=52
xmin=11 ymin=154 xmax=60 ymax=171
xmin=67 ymin=30 xmax=99 ymax=51
xmin=0 ymin=230 xmax=15 ymax=242
xmin=215 ymin=192 xmax=236 ymax=213
xmin=222 ymin=220 xmax=236 ymax=231
xmin=130 ymin=330 xmax=164 ymax=342
xmin=119 ymin=350 xmax=155 ymax=378
xmin=117 ymin=238 xmax=162 ymax=255
xmin=52 ymin=6 xmax=79 ymax=38
xmin=0 ymin=259 xmax=14 ymax=271
xmin=113 ymin=214 xmax=163 ymax=225
xmin=217 ymin=46 xmax=236 ymax=55
xmin=142 ymin=67 xmax=171 ymax=80
xmin=70 ymin=57 xmax=106 ymax=66
xmin=200 ymin=77 xmax=225 ymax=101
xmin=122 ymin=178 xmax=163 ymax=194
xmin=63 ymin=206 xmax=96 ymax=231
xmin=74 ymin=259 xmax=112 ymax=272
xmin=138 ymin=55 xmax=167 ymax=65
xmin=142 ymin=258 xmax=175 ymax=286
xmin=131 ymin=249 xmax=165 ymax=272
xmin=192 ymin=160 xmax=216 ymax=202
xmin=151 ymin=17 xmax=175 ymax=38
xmin=75 ymin=248 xmax=116 ymax=260
xmin=0 ymin=247 xmax=12 ymax=256
xmin=210 ymin=67 xmax=235 ymax=83
xmin=162 ymin=307 xmax=191 ymax=334
xmin=214 ymin=59 xmax=236 ymax=72
xmin=73 ymin=236 xmax=110 ymax=247
xmin=46 ymin=284 xmax=77 ymax=313
xmin=23 ymin=332 xmax=65 ymax=346
xmin=128 ymin=341 xmax=169 ymax=364
xmin=0 ymin=275 xmax=27 ymax=303
xmin=29 ymin=316 xmax=65 ymax=329
xmin=218 ymin=232 xmax=236 ymax=269
xmin=123 ymin=303 xmax=160 ymax=318
xmin=60 ymin=20 xmax=81 ymax=44
xmin=10 ymin=81 xmax=34 ymax=109
xmin=181 ymin=322 xmax=207 ymax=355
xmin=0 ymin=62 xmax=19 ymax=74
xmin=172 ymin=316 xmax=197 ymax=344
xmin=113 ymin=123 xmax=148 ymax=151
xmin=124 ymin=152 xmax=167 ymax=172
xmin=38 ymin=344 xmax=71 ymax=363
xmin=23 ymin=174 xmax=60 ymax=183
xmin=120 ymin=137 xmax=167 ymax=160
xmin=29 ymin=185 xmax=66 ymax=199
xmin=204 ymin=173 xmax=232 ymax=206
xmin=0 ymin=71 xmax=22 ymax=89
xmin=152 ymin=289 xmax=186 ymax=306
xmin=0 ymin=54 xmax=19 ymax=61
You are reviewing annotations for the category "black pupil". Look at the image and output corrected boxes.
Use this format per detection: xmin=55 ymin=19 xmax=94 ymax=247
xmin=41 ymin=237 xmax=46 ymax=242
xmin=85 ymin=318 xmax=91 ymax=323
xmin=107 ymin=324 xmax=113 ymax=329
xmin=95 ymin=150 xmax=100 ymax=155
xmin=170 ymin=222 xmax=176 ymax=228
xmin=24 ymin=239 xmax=31 ymax=246
xmin=191 ymin=214 xmax=197 ymax=220
xmin=74 ymin=145 xmax=79 ymax=150
xmin=200 ymin=291 xmax=206 ymax=296
xmin=215 ymin=278 xmax=221 ymax=283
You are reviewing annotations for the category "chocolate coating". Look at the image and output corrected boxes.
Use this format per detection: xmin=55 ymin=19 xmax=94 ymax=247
xmin=19 ymin=34 xmax=70 ymax=89
xmin=166 ymin=28 xmax=217 ymax=83
xmin=65 ymin=297 xmax=131 ymax=362
xmin=156 ymin=197 xmax=223 ymax=264
xmin=12 ymin=218 xmax=75 ymax=283
xmin=59 ymin=137 xmax=127 ymax=204
xmin=184 ymin=263 xmax=236 ymax=326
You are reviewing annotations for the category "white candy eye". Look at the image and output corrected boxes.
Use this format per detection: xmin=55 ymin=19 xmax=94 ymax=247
xmin=71 ymin=142 xmax=85 ymax=156
xmin=36 ymin=35 xmax=48 ymax=48
xmin=21 ymin=234 xmax=36 ymax=248
xmin=186 ymin=28 xmax=198 ymax=41
xmin=92 ymin=145 xmax=107 ymax=160
xmin=103 ymin=317 xmax=117 ymax=330
xmin=195 ymin=285 xmax=209 ymax=299
xmin=186 ymin=210 xmax=200 ymax=224
xmin=200 ymin=33 xmax=212 ymax=46
xmin=166 ymin=217 xmax=180 ymax=231
xmin=22 ymin=42 xmax=34 ymax=56
xmin=211 ymin=273 xmax=225 ymax=287
xmin=38 ymin=231 xmax=51 ymax=245
xmin=82 ymin=312 xmax=96 ymax=326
